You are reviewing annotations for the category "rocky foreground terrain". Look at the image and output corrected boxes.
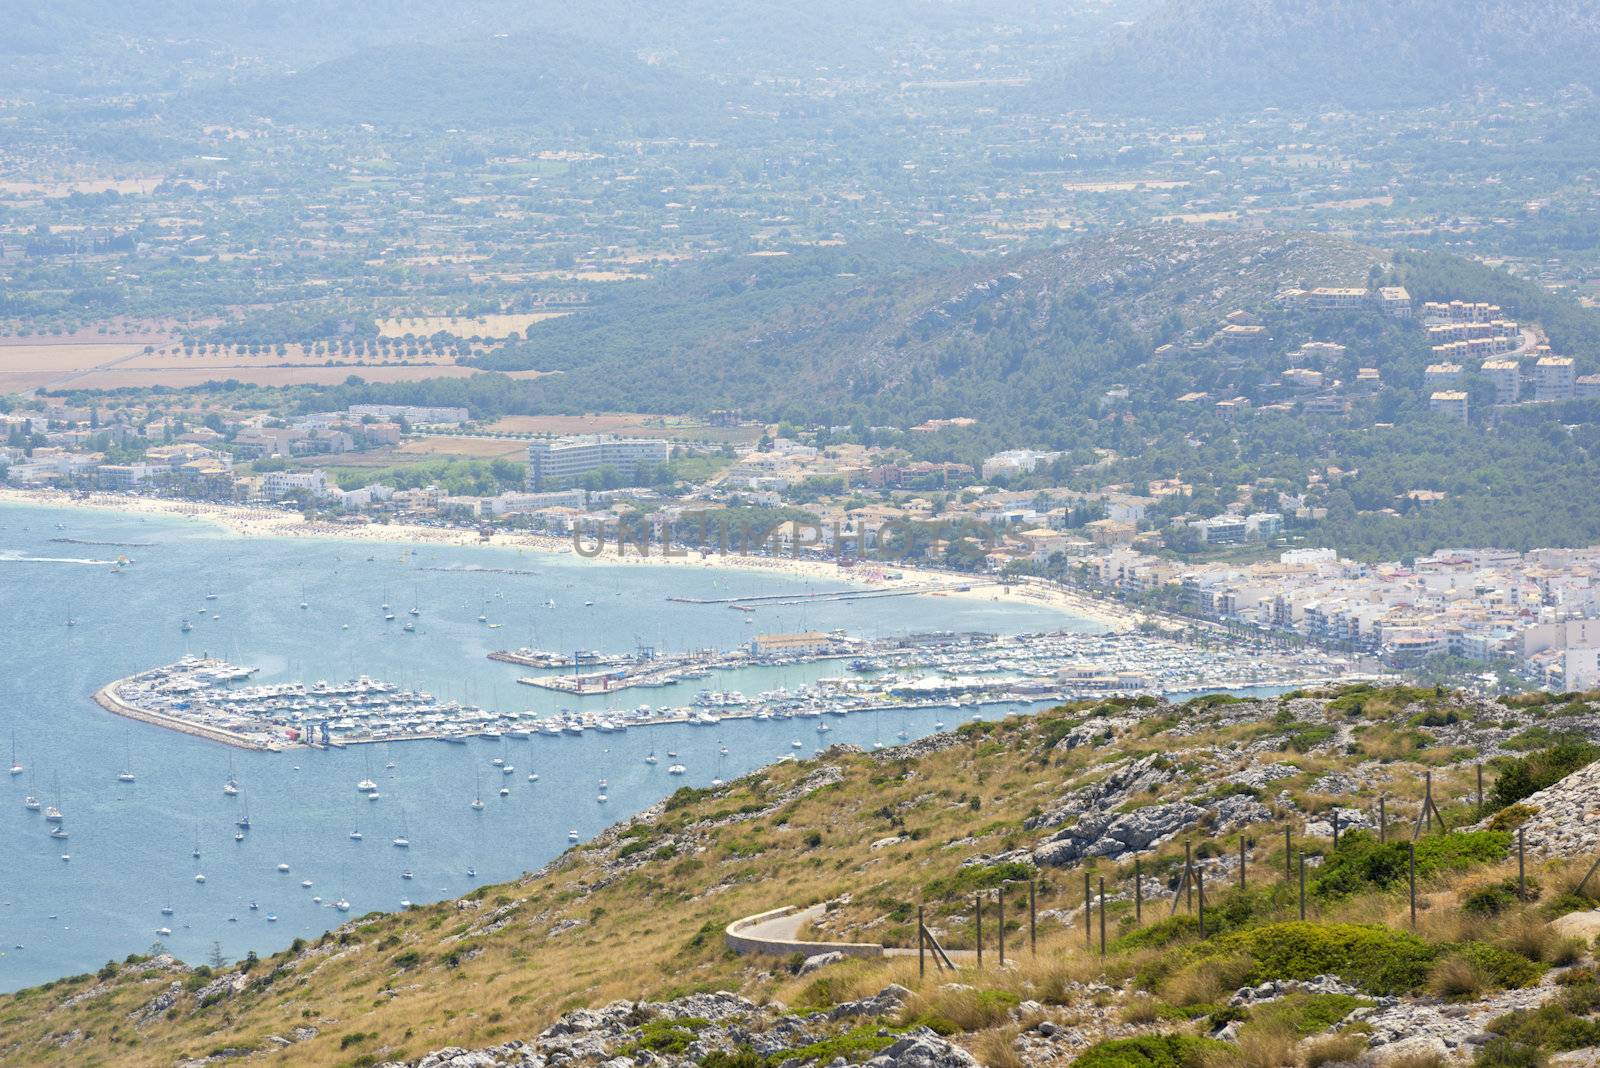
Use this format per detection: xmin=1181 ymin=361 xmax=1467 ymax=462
xmin=9 ymin=683 xmax=1600 ymax=1068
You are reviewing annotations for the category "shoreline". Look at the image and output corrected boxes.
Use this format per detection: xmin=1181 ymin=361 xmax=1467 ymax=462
xmin=0 ymin=488 xmax=1140 ymax=632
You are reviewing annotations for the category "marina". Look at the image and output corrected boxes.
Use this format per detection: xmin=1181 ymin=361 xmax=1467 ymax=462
xmin=93 ymin=628 xmax=1348 ymax=750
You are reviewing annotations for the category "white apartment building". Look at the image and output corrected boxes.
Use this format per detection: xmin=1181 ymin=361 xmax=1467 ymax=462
xmin=525 ymin=436 xmax=671 ymax=489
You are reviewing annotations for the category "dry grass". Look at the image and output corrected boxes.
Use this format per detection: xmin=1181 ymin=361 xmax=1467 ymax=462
xmin=1427 ymin=954 xmax=1489 ymax=998
xmin=1300 ymin=1033 xmax=1368 ymax=1067
xmin=1207 ymin=1022 xmax=1298 ymax=1068
xmin=970 ymin=1026 xmax=1026 ymax=1068
xmin=66 ymin=365 xmax=490 ymax=390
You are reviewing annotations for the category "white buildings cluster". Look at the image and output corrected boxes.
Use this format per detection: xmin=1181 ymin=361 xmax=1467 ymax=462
xmin=1083 ymin=544 xmax=1600 ymax=688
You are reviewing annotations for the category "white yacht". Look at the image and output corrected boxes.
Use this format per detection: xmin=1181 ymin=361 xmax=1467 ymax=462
xmin=667 ymin=764 xmax=687 ymax=775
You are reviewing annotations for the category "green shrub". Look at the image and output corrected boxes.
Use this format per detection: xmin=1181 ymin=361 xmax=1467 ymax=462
xmin=1202 ymin=922 xmax=1437 ymax=994
xmin=1244 ymin=992 xmax=1369 ymax=1038
xmin=1455 ymin=942 xmax=1546 ymax=990
xmin=1490 ymin=1000 xmax=1600 ymax=1051
xmin=1491 ymin=744 xmax=1600 ymax=809
xmin=1072 ymin=1034 xmax=1228 ymax=1068
xmin=623 ymin=1016 xmax=711 ymax=1055
xmin=923 ymin=861 xmax=1034 ymax=900
xmin=1474 ymin=1038 xmax=1547 ymax=1068
xmin=1313 ymin=831 xmax=1509 ymax=900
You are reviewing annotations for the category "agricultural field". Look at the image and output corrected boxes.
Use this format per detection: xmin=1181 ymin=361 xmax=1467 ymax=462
xmin=64 ymin=365 xmax=489 ymax=390
xmin=486 ymin=413 xmax=760 ymax=444
xmin=0 ymin=342 xmax=152 ymax=392
xmin=392 ymin=436 xmax=531 ymax=460
xmin=375 ymin=312 xmax=568 ymax=338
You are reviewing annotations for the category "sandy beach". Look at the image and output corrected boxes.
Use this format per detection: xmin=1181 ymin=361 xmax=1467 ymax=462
xmin=0 ymin=487 xmax=1140 ymax=631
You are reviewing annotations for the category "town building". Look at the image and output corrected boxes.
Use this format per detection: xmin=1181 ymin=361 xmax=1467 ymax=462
xmin=1428 ymin=390 xmax=1469 ymax=423
xmin=525 ymin=436 xmax=671 ymax=489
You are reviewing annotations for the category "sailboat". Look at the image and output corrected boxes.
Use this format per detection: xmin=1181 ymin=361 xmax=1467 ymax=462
xmin=223 ymin=755 xmax=239 ymax=796
xmin=392 ymin=807 xmax=410 ymax=848
xmin=357 ymin=749 xmax=377 ymax=793
xmin=192 ymin=824 xmax=201 ymax=859
xmin=65 ymin=604 xmax=77 ymax=627
xmin=409 ymin=588 xmax=420 ymax=617
xmin=644 ymin=749 xmax=658 ymax=765
xmin=299 ymin=585 xmax=309 ymax=611
xmin=44 ymin=776 xmax=64 ymax=822
xmin=235 ymin=789 xmax=251 ymax=831
xmin=471 ymin=771 xmax=485 ymax=811
xmin=117 ymin=739 xmax=136 ymax=783
xmin=180 ymin=617 xmax=192 ymax=633
xmin=8 ymin=735 xmax=21 ymax=776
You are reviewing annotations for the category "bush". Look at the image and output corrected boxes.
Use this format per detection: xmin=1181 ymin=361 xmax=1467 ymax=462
xmin=1455 ymin=942 xmax=1546 ymax=989
xmin=1490 ymin=1000 xmax=1600 ymax=1052
xmin=1312 ymin=831 xmax=1509 ymax=900
xmin=1491 ymin=744 xmax=1600 ymax=810
xmin=1474 ymin=1038 xmax=1547 ymax=1068
xmin=1203 ymin=922 xmax=1437 ymax=994
xmin=1072 ymin=1034 xmax=1228 ymax=1068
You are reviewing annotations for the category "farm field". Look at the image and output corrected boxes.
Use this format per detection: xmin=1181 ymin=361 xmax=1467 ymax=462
xmin=393 ymin=436 xmax=530 ymax=460
xmin=63 ymin=365 xmax=490 ymax=390
xmin=486 ymin=413 xmax=760 ymax=444
xmin=375 ymin=312 xmax=568 ymax=338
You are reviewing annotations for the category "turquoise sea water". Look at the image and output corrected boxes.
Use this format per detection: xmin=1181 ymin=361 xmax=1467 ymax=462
xmin=0 ymin=502 xmax=1089 ymax=991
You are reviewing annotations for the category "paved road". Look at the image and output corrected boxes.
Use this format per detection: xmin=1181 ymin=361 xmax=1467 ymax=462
xmin=741 ymin=904 xmax=976 ymax=964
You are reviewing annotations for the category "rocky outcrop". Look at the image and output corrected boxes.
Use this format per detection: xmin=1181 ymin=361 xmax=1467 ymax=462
xmin=1492 ymin=758 xmax=1600 ymax=859
xmin=1024 ymin=754 xmax=1175 ymax=833
xmin=1033 ymin=800 xmax=1204 ymax=866
xmin=378 ymin=987 xmax=974 ymax=1068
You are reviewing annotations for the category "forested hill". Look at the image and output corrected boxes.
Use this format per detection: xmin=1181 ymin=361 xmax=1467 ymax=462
xmin=470 ymin=228 xmax=1379 ymax=431
xmin=205 ymin=31 xmax=722 ymax=133
xmin=1049 ymin=0 xmax=1600 ymax=115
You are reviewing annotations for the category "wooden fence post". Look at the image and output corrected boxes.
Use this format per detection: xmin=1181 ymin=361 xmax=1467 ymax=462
xmin=1518 ymin=828 xmax=1526 ymax=901
xmin=1409 ymin=842 xmax=1417 ymax=928
xmin=1029 ymin=879 xmax=1037 ymax=957
xmin=1298 ymin=851 xmax=1306 ymax=920
xmin=1084 ymin=870 xmax=1093 ymax=949
xmin=1379 ymin=795 xmax=1387 ymax=843
xmin=1185 ymin=843 xmax=1193 ymax=912
xmin=975 ymin=892 xmax=982 ymax=971
xmin=1332 ymin=809 xmax=1341 ymax=849
xmin=918 ymin=905 xmax=925 ymax=978
xmin=1134 ymin=858 xmax=1142 ymax=922
xmin=1099 ymin=876 xmax=1107 ymax=957
xmin=997 ymin=887 xmax=1005 ymax=966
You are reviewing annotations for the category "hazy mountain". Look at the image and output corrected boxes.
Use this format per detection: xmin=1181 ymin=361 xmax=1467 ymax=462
xmin=207 ymin=31 xmax=722 ymax=133
xmin=1053 ymin=0 xmax=1600 ymax=114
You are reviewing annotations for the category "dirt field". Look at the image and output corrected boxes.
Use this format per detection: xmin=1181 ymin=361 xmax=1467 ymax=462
xmin=486 ymin=413 xmax=759 ymax=444
xmin=394 ymin=437 xmax=530 ymax=460
xmin=0 ymin=177 xmax=164 ymax=198
xmin=118 ymin=347 xmax=459 ymax=370
xmin=61 ymin=365 xmax=490 ymax=390
xmin=375 ymin=312 xmax=568 ymax=338
xmin=0 ymin=343 xmax=148 ymax=373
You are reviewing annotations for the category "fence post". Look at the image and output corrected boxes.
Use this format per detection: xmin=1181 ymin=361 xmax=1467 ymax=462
xmin=1028 ymin=879 xmax=1037 ymax=957
xmin=1084 ymin=870 xmax=1093 ymax=949
xmin=1185 ymin=843 xmax=1194 ymax=912
xmin=998 ymin=887 xmax=1006 ymax=967
xmin=1332 ymin=809 xmax=1341 ymax=849
xmin=1409 ymin=842 xmax=1417 ymax=928
xmin=1134 ymin=858 xmax=1142 ymax=922
xmin=1518 ymin=828 xmax=1526 ymax=901
xmin=918 ymin=905 xmax=925 ymax=978
xmin=975 ymin=892 xmax=982 ymax=971
xmin=1379 ymin=795 xmax=1387 ymax=843
xmin=1099 ymin=876 xmax=1107 ymax=957
xmin=1298 ymin=851 xmax=1306 ymax=920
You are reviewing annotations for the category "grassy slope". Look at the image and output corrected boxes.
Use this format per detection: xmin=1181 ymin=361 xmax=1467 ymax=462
xmin=0 ymin=685 xmax=1594 ymax=1067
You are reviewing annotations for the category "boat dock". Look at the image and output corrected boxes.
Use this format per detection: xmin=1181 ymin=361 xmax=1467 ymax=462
xmin=666 ymin=580 xmax=994 ymax=607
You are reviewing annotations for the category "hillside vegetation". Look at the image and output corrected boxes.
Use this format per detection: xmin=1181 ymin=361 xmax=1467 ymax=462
xmin=8 ymin=685 xmax=1600 ymax=1066
xmin=1053 ymin=0 xmax=1600 ymax=114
